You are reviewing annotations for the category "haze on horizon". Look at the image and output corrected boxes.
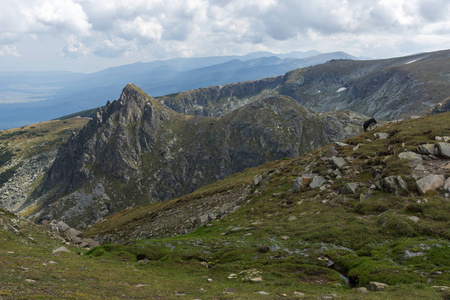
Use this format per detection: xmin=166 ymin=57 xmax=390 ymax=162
xmin=0 ymin=0 xmax=449 ymax=73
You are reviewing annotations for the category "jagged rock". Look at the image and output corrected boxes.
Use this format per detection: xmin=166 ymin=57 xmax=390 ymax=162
xmin=340 ymin=183 xmax=358 ymax=194
xmin=416 ymin=175 xmax=446 ymax=195
xmin=325 ymin=147 xmax=338 ymax=158
xmin=437 ymin=142 xmax=450 ymax=158
xmin=253 ymin=174 xmax=263 ymax=186
xmin=368 ymin=281 xmax=389 ymax=291
xmin=380 ymin=176 xmax=408 ymax=194
xmin=330 ymin=156 xmax=346 ymax=169
xmin=374 ymin=132 xmax=389 ymax=139
xmin=310 ymin=176 xmax=326 ymax=189
xmin=416 ymin=144 xmax=437 ymax=155
xmin=398 ymin=151 xmax=422 ymax=161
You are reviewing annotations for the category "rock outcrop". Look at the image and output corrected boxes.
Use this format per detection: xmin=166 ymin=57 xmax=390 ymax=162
xmin=28 ymin=84 xmax=367 ymax=228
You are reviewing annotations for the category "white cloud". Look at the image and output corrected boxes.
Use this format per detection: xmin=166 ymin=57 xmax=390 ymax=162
xmin=0 ymin=45 xmax=20 ymax=57
xmin=0 ymin=0 xmax=449 ymax=70
xmin=62 ymin=35 xmax=88 ymax=58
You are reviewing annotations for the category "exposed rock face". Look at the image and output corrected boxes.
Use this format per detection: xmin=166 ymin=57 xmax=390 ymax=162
xmin=0 ymin=150 xmax=57 ymax=212
xmin=29 ymin=84 xmax=367 ymax=228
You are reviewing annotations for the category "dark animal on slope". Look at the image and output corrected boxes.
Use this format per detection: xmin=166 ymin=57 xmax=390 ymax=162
xmin=363 ymin=118 xmax=377 ymax=132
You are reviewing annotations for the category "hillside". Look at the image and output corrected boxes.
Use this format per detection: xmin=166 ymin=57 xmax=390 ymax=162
xmin=1 ymin=113 xmax=449 ymax=299
xmin=20 ymin=84 xmax=367 ymax=229
xmin=158 ymin=49 xmax=450 ymax=120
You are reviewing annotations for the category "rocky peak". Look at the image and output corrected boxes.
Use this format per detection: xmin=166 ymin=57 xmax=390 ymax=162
xmin=43 ymin=84 xmax=171 ymax=195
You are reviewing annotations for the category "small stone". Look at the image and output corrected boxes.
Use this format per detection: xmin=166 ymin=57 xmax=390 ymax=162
xmin=25 ymin=279 xmax=36 ymax=283
xmin=356 ymin=287 xmax=368 ymax=294
xmin=335 ymin=142 xmax=349 ymax=147
xmin=326 ymin=147 xmax=338 ymax=157
xmin=398 ymin=151 xmax=422 ymax=161
xmin=52 ymin=246 xmax=71 ymax=254
xmin=251 ymin=277 xmax=263 ymax=282
xmin=408 ymin=216 xmax=420 ymax=222
xmin=134 ymin=284 xmax=148 ymax=288
xmin=293 ymin=291 xmax=305 ymax=297
xmin=353 ymin=143 xmax=362 ymax=151
xmin=374 ymin=132 xmax=389 ymax=139
xmin=438 ymin=142 xmax=450 ymax=158
xmin=368 ymin=281 xmax=389 ymax=291
xmin=255 ymin=291 xmax=270 ymax=295
xmin=207 ymin=278 xmax=212 ymax=283
xmin=200 ymin=262 xmax=209 ymax=268
xmin=228 ymin=274 xmax=237 ymax=279
xmin=432 ymin=286 xmax=449 ymax=291
xmin=416 ymin=174 xmax=446 ymax=195
xmin=288 ymin=215 xmax=297 ymax=221
xmin=280 ymin=236 xmax=290 ymax=240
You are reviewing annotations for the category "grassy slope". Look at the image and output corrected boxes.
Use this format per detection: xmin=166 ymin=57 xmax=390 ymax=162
xmin=0 ymin=113 xmax=449 ymax=299
xmin=80 ymin=112 xmax=450 ymax=298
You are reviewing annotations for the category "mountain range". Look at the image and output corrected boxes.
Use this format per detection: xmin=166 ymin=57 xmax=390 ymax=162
xmin=0 ymin=50 xmax=354 ymax=130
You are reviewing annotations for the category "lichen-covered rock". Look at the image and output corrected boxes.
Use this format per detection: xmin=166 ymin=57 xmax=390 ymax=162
xmin=380 ymin=176 xmax=408 ymax=194
xmin=398 ymin=151 xmax=422 ymax=161
xmin=416 ymin=144 xmax=437 ymax=155
xmin=416 ymin=175 xmax=446 ymax=195
xmin=368 ymin=281 xmax=389 ymax=291
xmin=437 ymin=142 xmax=450 ymax=158
xmin=310 ymin=176 xmax=326 ymax=189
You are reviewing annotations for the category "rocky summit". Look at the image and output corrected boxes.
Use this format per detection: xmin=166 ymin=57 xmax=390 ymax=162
xmin=22 ymin=84 xmax=367 ymax=229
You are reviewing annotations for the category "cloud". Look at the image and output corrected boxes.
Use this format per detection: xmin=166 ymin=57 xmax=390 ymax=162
xmin=62 ymin=35 xmax=88 ymax=58
xmin=0 ymin=45 xmax=20 ymax=57
xmin=0 ymin=0 xmax=449 ymax=69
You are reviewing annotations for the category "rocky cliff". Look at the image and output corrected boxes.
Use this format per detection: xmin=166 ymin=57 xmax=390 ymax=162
xmin=27 ymin=84 xmax=367 ymax=228
xmin=158 ymin=49 xmax=450 ymax=120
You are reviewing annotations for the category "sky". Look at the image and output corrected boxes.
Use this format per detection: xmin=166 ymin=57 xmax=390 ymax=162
xmin=0 ymin=0 xmax=449 ymax=73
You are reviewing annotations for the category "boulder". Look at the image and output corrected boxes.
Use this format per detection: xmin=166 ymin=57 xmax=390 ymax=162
xmin=330 ymin=156 xmax=346 ymax=169
xmin=398 ymin=151 xmax=422 ymax=161
xmin=416 ymin=175 xmax=446 ymax=195
xmin=368 ymin=281 xmax=389 ymax=291
xmin=340 ymin=183 xmax=358 ymax=194
xmin=380 ymin=176 xmax=408 ymax=194
xmin=310 ymin=176 xmax=326 ymax=189
xmin=57 ymin=221 xmax=70 ymax=233
xmin=253 ymin=174 xmax=263 ymax=186
xmin=67 ymin=227 xmax=83 ymax=238
xmin=437 ymin=142 xmax=450 ymax=158
xmin=374 ymin=132 xmax=389 ymax=139
xmin=416 ymin=144 xmax=437 ymax=155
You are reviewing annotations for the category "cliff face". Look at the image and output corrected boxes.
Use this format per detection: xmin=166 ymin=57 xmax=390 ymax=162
xmin=31 ymin=84 xmax=367 ymax=228
xmin=158 ymin=50 xmax=450 ymax=120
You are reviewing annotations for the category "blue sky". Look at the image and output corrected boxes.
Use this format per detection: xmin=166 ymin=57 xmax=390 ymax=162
xmin=1 ymin=0 xmax=449 ymax=73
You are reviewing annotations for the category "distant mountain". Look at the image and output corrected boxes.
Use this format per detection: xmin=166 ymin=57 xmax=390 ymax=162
xmin=0 ymin=50 xmax=355 ymax=130
xmin=157 ymin=49 xmax=450 ymax=120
